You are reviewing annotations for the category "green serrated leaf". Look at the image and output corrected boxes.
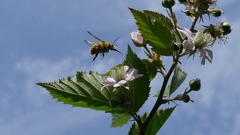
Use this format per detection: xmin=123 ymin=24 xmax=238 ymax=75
xmin=153 ymin=90 xmax=160 ymax=97
xmin=163 ymin=85 xmax=171 ymax=97
xmin=111 ymin=113 xmax=131 ymax=128
xmin=154 ymin=85 xmax=170 ymax=97
xmin=37 ymin=71 xmax=116 ymax=111
xmin=145 ymin=106 xmax=176 ymax=135
xmin=129 ymin=8 xmax=175 ymax=56
xmin=128 ymin=122 xmax=139 ymax=135
xmin=143 ymin=10 xmax=174 ymax=30
xmin=142 ymin=59 xmax=157 ymax=80
xmin=169 ymin=66 xmax=187 ymax=96
xmin=102 ymin=64 xmax=122 ymax=76
xmin=141 ymin=112 xmax=149 ymax=122
xmin=123 ymin=45 xmax=151 ymax=112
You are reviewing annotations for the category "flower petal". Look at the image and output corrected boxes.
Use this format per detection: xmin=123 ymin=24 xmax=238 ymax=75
xmin=197 ymin=48 xmax=213 ymax=65
xmin=177 ymin=28 xmax=194 ymax=41
xmin=117 ymin=80 xmax=127 ymax=85
xmin=124 ymin=66 xmax=129 ymax=72
xmin=102 ymin=78 xmax=116 ymax=85
xmin=182 ymin=40 xmax=194 ymax=50
xmin=131 ymin=31 xmax=144 ymax=43
xmin=113 ymin=80 xmax=127 ymax=87
xmin=203 ymin=49 xmax=213 ymax=63
xmin=133 ymin=74 xmax=144 ymax=79
xmin=126 ymin=69 xmax=137 ymax=81
xmin=136 ymin=34 xmax=144 ymax=43
xmin=184 ymin=28 xmax=195 ymax=38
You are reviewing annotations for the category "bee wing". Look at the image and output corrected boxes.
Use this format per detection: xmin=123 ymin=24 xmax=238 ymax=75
xmin=87 ymin=31 xmax=104 ymax=41
xmin=84 ymin=40 xmax=95 ymax=46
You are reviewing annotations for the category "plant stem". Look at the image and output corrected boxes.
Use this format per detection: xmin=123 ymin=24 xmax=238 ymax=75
xmin=169 ymin=7 xmax=184 ymax=44
xmin=139 ymin=57 xmax=179 ymax=135
xmin=143 ymin=45 xmax=152 ymax=57
xmin=129 ymin=111 xmax=142 ymax=127
xmin=190 ymin=15 xmax=200 ymax=32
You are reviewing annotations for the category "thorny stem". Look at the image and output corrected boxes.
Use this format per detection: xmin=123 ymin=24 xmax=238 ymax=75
xmin=168 ymin=7 xmax=184 ymax=43
xmin=138 ymin=8 xmax=183 ymax=134
xmin=139 ymin=57 xmax=179 ymax=135
xmin=159 ymin=66 xmax=167 ymax=77
xmin=129 ymin=111 xmax=142 ymax=127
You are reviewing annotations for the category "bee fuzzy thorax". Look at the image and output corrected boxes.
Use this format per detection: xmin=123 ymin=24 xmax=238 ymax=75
xmin=89 ymin=41 xmax=110 ymax=54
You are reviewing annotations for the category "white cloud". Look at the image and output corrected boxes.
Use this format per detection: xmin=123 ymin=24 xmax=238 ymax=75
xmin=0 ymin=104 xmax=106 ymax=135
xmin=13 ymin=54 xmax=123 ymax=106
xmin=2 ymin=56 xmax=123 ymax=135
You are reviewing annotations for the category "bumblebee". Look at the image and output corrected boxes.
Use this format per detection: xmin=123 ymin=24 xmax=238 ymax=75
xmin=84 ymin=31 xmax=122 ymax=62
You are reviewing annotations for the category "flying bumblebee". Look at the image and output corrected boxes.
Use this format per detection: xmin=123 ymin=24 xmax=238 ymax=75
xmin=84 ymin=31 xmax=122 ymax=62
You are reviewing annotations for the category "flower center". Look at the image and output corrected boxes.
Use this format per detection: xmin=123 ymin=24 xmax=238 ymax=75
xmin=110 ymin=66 xmax=126 ymax=82
xmin=194 ymin=30 xmax=214 ymax=48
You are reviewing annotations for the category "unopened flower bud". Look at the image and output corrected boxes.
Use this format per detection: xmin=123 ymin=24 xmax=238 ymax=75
xmin=197 ymin=3 xmax=209 ymax=13
xmin=208 ymin=8 xmax=223 ymax=17
xmin=183 ymin=10 xmax=192 ymax=16
xmin=221 ymin=22 xmax=232 ymax=35
xmin=171 ymin=42 xmax=180 ymax=51
xmin=131 ymin=31 xmax=146 ymax=47
xmin=162 ymin=0 xmax=176 ymax=8
xmin=183 ymin=94 xmax=191 ymax=103
xmin=189 ymin=78 xmax=201 ymax=91
xmin=174 ymin=94 xmax=194 ymax=103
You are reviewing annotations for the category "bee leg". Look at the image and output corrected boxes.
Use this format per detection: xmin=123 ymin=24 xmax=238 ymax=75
xmin=90 ymin=47 xmax=100 ymax=63
xmin=90 ymin=52 xmax=99 ymax=63
xmin=101 ymin=44 xmax=106 ymax=60
xmin=101 ymin=52 xmax=105 ymax=60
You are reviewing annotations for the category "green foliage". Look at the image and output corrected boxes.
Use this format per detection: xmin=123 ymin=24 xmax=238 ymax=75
xmin=123 ymin=45 xmax=151 ymax=112
xmin=155 ymin=66 xmax=187 ymax=97
xmin=143 ymin=10 xmax=173 ymax=29
xmin=128 ymin=113 xmax=148 ymax=135
xmin=36 ymin=0 xmax=231 ymax=134
xmin=37 ymin=72 xmax=116 ymax=111
xmin=111 ymin=113 xmax=131 ymax=127
xmin=129 ymin=8 xmax=175 ymax=56
xmin=128 ymin=122 xmax=139 ymax=135
xmin=168 ymin=66 xmax=187 ymax=96
xmin=142 ymin=59 xmax=158 ymax=80
xmin=163 ymin=85 xmax=171 ymax=97
xmin=102 ymin=63 xmax=123 ymax=76
xmin=128 ymin=107 xmax=175 ymax=135
xmin=145 ymin=106 xmax=176 ymax=135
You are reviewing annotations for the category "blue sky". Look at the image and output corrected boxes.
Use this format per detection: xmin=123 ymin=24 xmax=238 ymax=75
xmin=1 ymin=0 xmax=240 ymax=135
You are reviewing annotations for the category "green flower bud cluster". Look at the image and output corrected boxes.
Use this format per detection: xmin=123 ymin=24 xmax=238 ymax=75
xmin=203 ymin=22 xmax=231 ymax=44
xmin=179 ymin=0 xmax=224 ymax=23
xmin=208 ymin=8 xmax=223 ymax=17
xmin=174 ymin=94 xmax=194 ymax=103
xmin=172 ymin=78 xmax=201 ymax=103
xmin=221 ymin=22 xmax=232 ymax=35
